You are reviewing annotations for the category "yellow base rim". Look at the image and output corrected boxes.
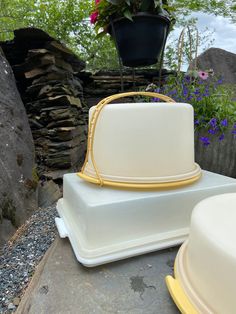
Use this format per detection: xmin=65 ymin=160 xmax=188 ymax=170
xmin=165 ymin=244 xmax=199 ymax=314
xmin=166 ymin=242 xmax=213 ymax=314
xmin=77 ymin=172 xmax=202 ymax=189
xmin=165 ymin=275 xmax=199 ymax=314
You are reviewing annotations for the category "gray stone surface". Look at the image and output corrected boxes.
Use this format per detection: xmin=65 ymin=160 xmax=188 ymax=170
xmin=195 ymin=130 xmax=236 ymax=178
xmin=191 ymin=48 xmax=236 ymax=84
xmin=16 ymin=237 xmax=180 ymax=314
xmin=38 ymin=180 xmax=62 ymax=208
xmin=0 ymin=50 xmax=37 ymax=244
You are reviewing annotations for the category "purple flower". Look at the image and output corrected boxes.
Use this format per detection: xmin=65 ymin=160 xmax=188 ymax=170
xmin=194 ymin=119 xmax=200 ymax=125
xmin=203 ymin=88 xmax=209 ymax=97
xmin=219 ymin=133 xmax=225 ymax=141
xmin=217 ymin=78 xmax=223 ymax=85
xmin=184 ymin=76 xmax=191 ymax=83
xmin=168 ymin=89 xmax=177 ymax=95
xmin=232 ymin=125 xmax=236 ymax=135
xmin=210 ymin=118 xmax=217 ymax=128
xmin=221 ymin=119 xmax=228 ymax=127
xmin=200 ymin=136 xmax=210 ymax=146
xmin=197 ymin=97 xmax=202 ymax=101
xmin=208 ymin=129 xmax=217 ymax=134
xmin=183 ymin=88 xmax=188 ymax=97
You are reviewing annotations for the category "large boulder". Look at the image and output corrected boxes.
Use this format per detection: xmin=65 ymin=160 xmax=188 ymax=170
xmin=192 ymin=48 xmax=236 ymax=84
xmin=0 ymin=49 xmax=37 ymax=246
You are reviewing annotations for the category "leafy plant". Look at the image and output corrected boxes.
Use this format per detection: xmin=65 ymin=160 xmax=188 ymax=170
xmin=90 ymin=0 xmax=175 ymax=33
xmin=146 ymin=71 xmax=236 ymax=145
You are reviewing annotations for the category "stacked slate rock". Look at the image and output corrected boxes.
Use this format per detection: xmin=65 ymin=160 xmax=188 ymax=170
xmin=83 ymin=69 xmax=176 ymax=108
xmin=1 ymin=28 xmax=88 ymax=180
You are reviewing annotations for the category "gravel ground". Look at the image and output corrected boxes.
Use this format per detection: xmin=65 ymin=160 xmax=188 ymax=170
xmin=0 ymin=205 xmax=58 ymax=313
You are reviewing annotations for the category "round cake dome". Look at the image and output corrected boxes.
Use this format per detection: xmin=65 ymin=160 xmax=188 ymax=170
xmin=78 ymin=92 xmax=201 ymax=188
xmin=166 ymin=193 xmax=236 ymax=314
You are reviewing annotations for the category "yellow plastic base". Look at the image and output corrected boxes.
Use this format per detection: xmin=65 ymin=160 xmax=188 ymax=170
xmin=77 ymin=172 xmax=202 ymax=190
xmin=165 ymin=275 xmax=198 ymax=314
xmin=165 ymin=242 xmax=200 ymax=314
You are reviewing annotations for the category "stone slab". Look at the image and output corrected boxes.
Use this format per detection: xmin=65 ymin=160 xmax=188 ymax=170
xmin=16 ymin=237 xmax=179 ymax=314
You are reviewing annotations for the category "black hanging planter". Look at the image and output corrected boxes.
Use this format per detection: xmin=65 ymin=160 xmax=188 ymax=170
xmin=109 ymin=13 xmax=170 ymax=67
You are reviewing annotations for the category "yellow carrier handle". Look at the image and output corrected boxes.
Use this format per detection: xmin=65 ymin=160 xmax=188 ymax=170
xmin=80 ymin=91 xmax=176 ymax=186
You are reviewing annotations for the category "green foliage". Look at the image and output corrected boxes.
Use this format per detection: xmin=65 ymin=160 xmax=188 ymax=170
xmin=0 ymin=0 xmax=235 ymax=70
xmin=32 ymin=166 xmax=39 ymax=184
xmin=0 ymin=0 xmax=120 ymax=69
xmin=148 ymin=71 xmax=236 ymax=144
xmin=0 ymin=0 xmax=92 ymax=42
xmin=93 ymin=0 xmax=174 ymax=32
xmin=75 ymin=31 xmax=120 ymax=70
xmin=0 ymin=0 xmax=27 ymax=40
xmin=172 ymin=0 xmax=236 ymax=23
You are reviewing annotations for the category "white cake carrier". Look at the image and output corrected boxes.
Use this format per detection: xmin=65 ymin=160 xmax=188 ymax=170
xmin=166 ymin=193 xmax=236 ymax=314
xmin=78 ymin=91 xmax=201 ymax=189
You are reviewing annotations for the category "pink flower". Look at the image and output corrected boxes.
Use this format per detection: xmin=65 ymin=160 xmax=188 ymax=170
xmin=198 ymin=71 xmax=209 ymax=80
xmin=90 ymin=11 xmax=98 ymax=24
xmin=95 ymin=0 xmax=100 ymax=4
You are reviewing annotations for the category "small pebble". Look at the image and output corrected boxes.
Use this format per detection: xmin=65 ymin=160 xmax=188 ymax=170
xmin=7 ymin=303 xmax=15 ymax=310
xmin=13 ymin=297 xmax=20 ymax=306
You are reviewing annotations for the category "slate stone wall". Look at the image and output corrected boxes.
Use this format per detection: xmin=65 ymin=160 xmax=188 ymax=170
xmin=1 ymin=28 xmax=88 ymax=181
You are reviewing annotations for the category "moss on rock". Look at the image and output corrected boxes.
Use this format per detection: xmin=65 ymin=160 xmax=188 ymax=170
xmin=2 ymin=198 xmax=17 ymax=227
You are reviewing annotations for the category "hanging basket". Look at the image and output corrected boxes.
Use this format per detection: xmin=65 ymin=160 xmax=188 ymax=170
xmin=109 ymin=13 xmax=170 ymax=67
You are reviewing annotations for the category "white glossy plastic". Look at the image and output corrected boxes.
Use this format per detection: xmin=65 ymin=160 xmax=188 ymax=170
xmin=83 ymin=102 xmax=201 ymax=183
xmin=56 ymin=171 xmax=236 ymax=267
xmin=179 ymin=193 xmax=236 ymax=314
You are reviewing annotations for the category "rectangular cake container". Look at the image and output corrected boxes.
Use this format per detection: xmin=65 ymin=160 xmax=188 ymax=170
xmin=56 ymin=171 xmax=236 ymax=267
